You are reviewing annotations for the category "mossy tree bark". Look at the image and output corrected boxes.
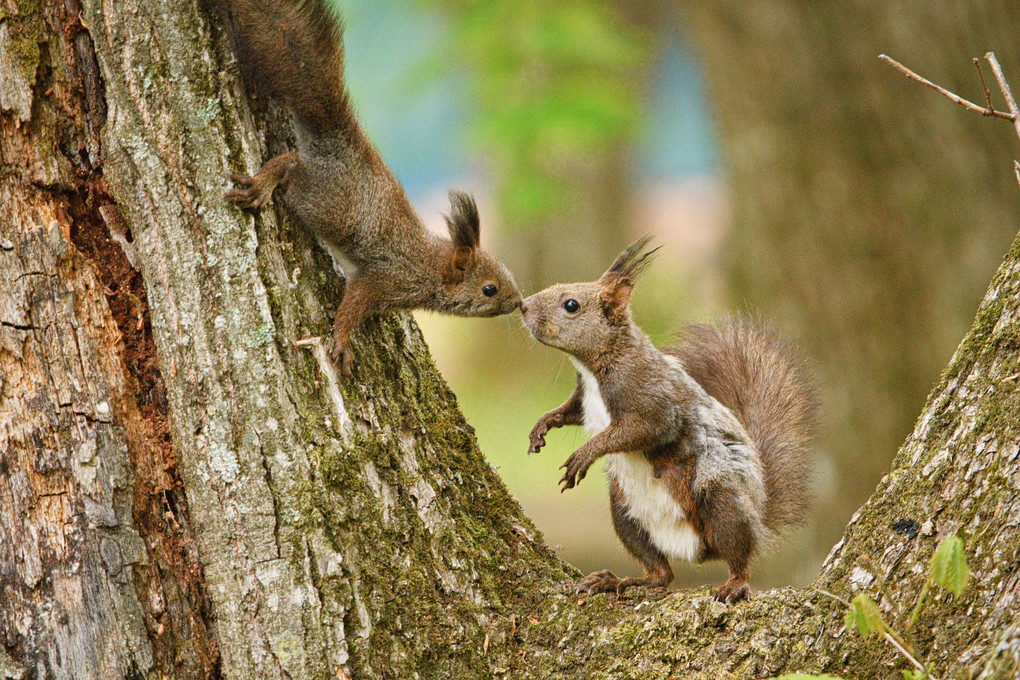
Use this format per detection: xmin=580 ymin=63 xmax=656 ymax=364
xmin=2 ymin=1 xmax=1020 ymax=680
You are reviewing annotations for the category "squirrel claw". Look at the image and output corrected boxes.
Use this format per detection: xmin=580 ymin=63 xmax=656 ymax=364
xmin=330 ymin=338 xmax=354 ymax=378
xmin=575 ymin=570 xmax=623 ymax=595
xmin=713 ymin=581 xmax=751 ymax=604
xmin=226 ymin=173 xmax=274 ymax=210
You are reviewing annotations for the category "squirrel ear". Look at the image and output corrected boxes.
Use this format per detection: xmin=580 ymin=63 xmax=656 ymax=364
xmin=444 ymin=246 xmax=476 ymax=284
xmin=598 ymin=236 xmax=657 ymax=322
xmin=599 ymin=281 xmax=633 ymax=322
xmin=445 ymin=190 xmax=481 ymax=250
xmin=598 ymin=235 xmax=659 ymax=285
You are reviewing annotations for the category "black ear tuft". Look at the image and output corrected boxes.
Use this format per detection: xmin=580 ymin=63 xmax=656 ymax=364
xmin=445 ymin=191 xmax=480 ymax=249
xmin=602 ymin=235 xmax=660 ymax=285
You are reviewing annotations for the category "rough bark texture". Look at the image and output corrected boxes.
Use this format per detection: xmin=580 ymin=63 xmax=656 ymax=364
xmin=3 ymin=0 xmax=1020 ymax=679
xmin=1 ymin=0 xmax=216 ymax=677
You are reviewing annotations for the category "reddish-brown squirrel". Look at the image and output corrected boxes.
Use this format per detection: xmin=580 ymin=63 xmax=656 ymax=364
xmin=522 ymin=237 xmax=816 ymax=602
xmin=217 ymin=0 xmax=522 ymax=375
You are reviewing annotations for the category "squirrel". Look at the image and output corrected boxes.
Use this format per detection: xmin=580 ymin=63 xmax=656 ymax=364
xmin=216 ymin=0 xmax=522 ymax=376
xmin=522 ymin=237 xmax=816 ymax=603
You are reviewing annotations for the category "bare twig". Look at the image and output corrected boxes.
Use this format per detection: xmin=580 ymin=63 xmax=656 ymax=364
xmin=812 ymin=587 xmax=850 ymax=607
xmin=291 ymin=334 xmax=351 ymax=435
xmin=878 ymin=54 xmax=1015 ymax=121
xmin=984 ymin=52 xmax=1020 ymax=142
xmin=973 ymin=58 xmax=997 ymax=113
xmin=882 ymin=630 xmax=937 ymax=680
xmin=881 ymin=52 xmax=1020 ymax=191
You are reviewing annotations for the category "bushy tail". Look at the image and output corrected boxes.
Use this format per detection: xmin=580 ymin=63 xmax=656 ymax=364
xmin=667 ymin=314 xmax=817 ymax=531
xmin=220 ymin=0 xmax=354 ymax=137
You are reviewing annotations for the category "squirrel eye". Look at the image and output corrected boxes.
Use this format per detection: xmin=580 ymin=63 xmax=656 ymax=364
xmin=562 ymin=299 xmax=580 ymax=314
xmin=482 ymin=284 xmax=498 ymax=297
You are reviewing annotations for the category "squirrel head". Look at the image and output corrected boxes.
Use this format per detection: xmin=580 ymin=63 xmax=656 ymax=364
xmin=521 ymin=236 xmax=659 ymax=362
xmin=436 ymin=191 xmax=522 ymax=317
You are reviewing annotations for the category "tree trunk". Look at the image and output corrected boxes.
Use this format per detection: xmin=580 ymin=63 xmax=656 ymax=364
xmin=1 ymin=0 xmax=568 ymax=678
xmin=2 ymin=1 xmax=1020 ymax=680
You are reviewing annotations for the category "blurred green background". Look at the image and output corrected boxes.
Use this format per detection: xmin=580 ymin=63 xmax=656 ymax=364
xmin=336 ymin=0 xmax=1020 ymax=588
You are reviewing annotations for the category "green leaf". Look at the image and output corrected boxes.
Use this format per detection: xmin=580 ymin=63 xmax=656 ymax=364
xmin=845 ymin=593 xmax=886 ymax=637
xmin=901 ymin=670 xmax=922 ymax=680
xmin=930 ymin=534 xmax=969 ymax=596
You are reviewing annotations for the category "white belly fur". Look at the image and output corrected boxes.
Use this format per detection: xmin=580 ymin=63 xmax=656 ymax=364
xmin=569 ymin=359 xmax=701 ymax=562
xmin=320 ymin=238 xmax=359 ymax=280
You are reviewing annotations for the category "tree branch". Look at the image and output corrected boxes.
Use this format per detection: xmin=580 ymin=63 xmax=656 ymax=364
xmin=878 ymin=54 xmax=1015 ymax=121
xmin=880 ymin=52 xmax=1020 ymax=189
xmin=984 ymin=52 xmax=1020 ymax=142
xmin=973 ymin=59 xmax=997 ymax=113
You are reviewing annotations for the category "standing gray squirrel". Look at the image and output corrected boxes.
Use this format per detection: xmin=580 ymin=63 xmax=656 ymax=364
xmin=522 ymin=237 xmax=816 ymax=602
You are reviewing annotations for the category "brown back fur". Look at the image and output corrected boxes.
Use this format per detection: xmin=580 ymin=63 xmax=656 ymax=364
xmin=666 ymin=314 xmax=817 ymax=531
xmin=220 ymin=0 xmax=354 ymax=137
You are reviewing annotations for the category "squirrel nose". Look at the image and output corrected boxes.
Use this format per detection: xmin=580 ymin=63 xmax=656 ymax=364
xmin=520 ymin=299 xmax=530 ymax=315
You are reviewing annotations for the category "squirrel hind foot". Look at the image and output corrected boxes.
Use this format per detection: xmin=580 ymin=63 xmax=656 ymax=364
xmin=575 ymin=570 xmax=624 ymax=595
xmin=712 ymin=579 xmax=751 ymax=604
xmin=575 ymin=569 xmax=671 ymax=597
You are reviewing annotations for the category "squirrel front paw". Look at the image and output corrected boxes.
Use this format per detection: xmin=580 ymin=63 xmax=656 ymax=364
xmin=528 ymin=412 xmax=563 ymax=455
xmin=528 ymin=421 xmax=550 ymax=455
xmin=559 ymin=450 xmax=595 ymax=491
xmin=225 ymin=173 xmax=276 ymax=210
xmin=330 ymin=332 xmax=355 ymax=378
